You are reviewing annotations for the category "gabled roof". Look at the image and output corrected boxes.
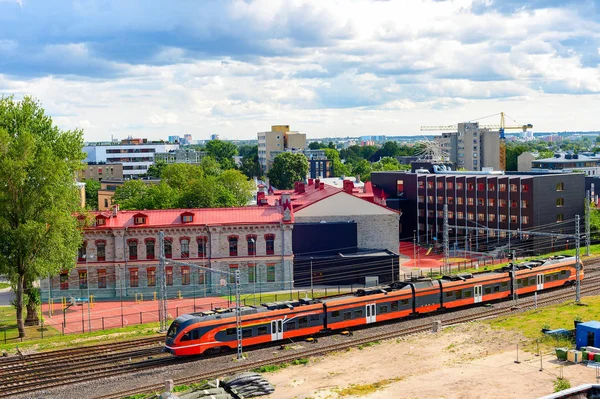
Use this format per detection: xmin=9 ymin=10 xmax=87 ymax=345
xmin=88 ymin=206 xmax=288 ymax=229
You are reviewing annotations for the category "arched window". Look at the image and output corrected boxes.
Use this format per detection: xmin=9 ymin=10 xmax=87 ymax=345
xmin=265 ymin=234 xmax=275 ymax=255
xmin=247 ymin=235 xmax=257 ymax=256
xmin=228 ymin=236 xmax=238 ymax=257
xmin=127 ymin=239 xmax=138 ymax=260
xmin=197 ymin=237 xmax=208 ymax=258
xmin=145 ymin=239 xmax=155 ymax=260
xmin=164 ymin=238 xmax=173 ymax=259
xmin=180 ymin=237 xmax=190 ymax=258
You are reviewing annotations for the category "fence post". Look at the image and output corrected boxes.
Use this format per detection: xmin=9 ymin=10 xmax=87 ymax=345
xmin=102 ymin=317 xmax=105 ymax=331
xmin=3 ymin=329 xmax=5 ymax=344
xmin=338 ymin=286 xmax=340 ymax=294
xmin=121 ymin=313 xmax=124 ymax=328
xmin=140 ymin=312 xmax=143 ymax=325
xmin=176 ymin=307 xmax=179 ymax=317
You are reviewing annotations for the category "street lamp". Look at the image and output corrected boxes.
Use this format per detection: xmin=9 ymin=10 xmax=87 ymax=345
xmin=84 ymin=254 xmax=93 ymax=332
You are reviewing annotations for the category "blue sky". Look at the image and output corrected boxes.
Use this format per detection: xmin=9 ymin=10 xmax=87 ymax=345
xmin=1 ymin=0 xmax=600 ymax=141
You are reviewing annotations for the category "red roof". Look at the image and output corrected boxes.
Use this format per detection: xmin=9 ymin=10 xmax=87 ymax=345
xmin=88 ymin=206 xmax=289 ymax=229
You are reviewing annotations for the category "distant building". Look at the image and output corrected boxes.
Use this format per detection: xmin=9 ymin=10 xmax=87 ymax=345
xmin=183 ymin=134 xmax=192 ymax=144
xmin=76 ymin=182 xmax=86 ymax=208
xmin=97 ymin=179 xmax=160 ymax=211
xmin=257 ymin=125 xmax=307 ymax=173
xmin=435 ymin=122 xmax=500 ymax=171
xmin=168 ymin=135 xmax=181 ymax=143
xmin=532 ymin=153 xmax=600 ymax=176
xmin=82 ymin=163 xmax=124 ymax=181
xmin=84 ymin=140 xmax=179 ymax=178
xmin=304 ymin=149 xmax=332 ymax=179
xmin=155 ymin=149 xmax=207 ymax=164
xmin=517 ymin=152 xmax=538 ymax=172
xmin=210 ymin=134 xmax=220 ymax=141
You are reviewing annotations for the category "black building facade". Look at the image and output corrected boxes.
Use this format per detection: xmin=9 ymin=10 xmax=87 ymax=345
xmin=371 ymin=171 xmax=585 ymax=254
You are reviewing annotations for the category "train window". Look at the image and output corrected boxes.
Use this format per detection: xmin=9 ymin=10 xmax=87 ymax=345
xmin=523 ymin=279 xmax=529 ymax=287
xmin=180 ymin=333 xmax=191 ymax=342
xmin=391 ymin=302 xmax=399 ymax=311
xmin=401 ymin=299 xmax=409 ymax=305
xmin=226 ymin=328 xmax=236 ymax=336
xmin=257 ymin=326 xmax=268 ymax=336
xmin=501 ymin=282 xmax=508 ymax=287
xmin=545 ymin=275 xmax=552 ymax=282
xmin=561 ymin=270 xmax=567 ymax=276
xmin=355 ymin=309 xmax=364 ymax=318
xmin=299 ymin=317 xmax=308 ymax=328
xmin=493 ymin=286 xmax=500 ymax=292
xmin=445 ymin=291 xmax=453 ymax=297
xmin=484 ymin=287 xmax=491 ymax=295
xmin=310 ymin=314 xmax=320 ymax=321
xmin=285 ymin=322 xmax=296 ymax=331
xmin=191 ymin=329 xmax=199 ymax=340
xmin=332 ymin=311 xmax=340 ymax=318
xmin=343 ymin=312 xmax=352 ymax=320
xmin=517 ymin=279 xmax=522 ymax=285
xmin=380 ymin=305 xmax=388 ymax=313
xmin=456 ymin=291 xmax=463 ymax=299
xmin=242 ymin=329 xmax=253 ymax=338
xmin=464 ymin=291 xmax=472 ymax=298
xmin=553 ymin=274 xmax=559 ymax=281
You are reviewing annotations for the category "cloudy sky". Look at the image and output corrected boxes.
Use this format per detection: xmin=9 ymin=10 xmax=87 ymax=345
xmin=1 ymin=0 xmax=600 ymax=141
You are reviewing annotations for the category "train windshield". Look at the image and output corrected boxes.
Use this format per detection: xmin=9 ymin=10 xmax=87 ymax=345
xmin=166 ymin=321 xmax=179 ymax=339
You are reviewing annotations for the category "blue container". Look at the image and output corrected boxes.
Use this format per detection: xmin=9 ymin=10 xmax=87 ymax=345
xmin=576 ymin=321 xmax=600 ymax=350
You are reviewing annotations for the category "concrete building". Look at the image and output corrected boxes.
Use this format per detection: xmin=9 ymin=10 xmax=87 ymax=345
xmin=371 ymin=169 xmax=585 ymax=254
xmin=435 ymin=122 xmax=501 ymax=171
xmin=304 ymin=149 xmax=332 ymax=179
xmin=97 ymin=179 xmax=160 ymax=211
xmin=517 ymin=152 xmax=537 ymax=172
xmin=168 ymin=135 xmax=181 ymax=143
xmin=41 ymin=205 xmax=294 ymax=300
xmin=532 ymin=153 xmax=600 ymax=176
xmin=84 ymin=140 xmax=179 ymax=178
xmin=257 ymin=125 xmax=307 ymax=173
xmin=155 ymin=149 xmax=207 ymax=164
xmin=82 ymin=163 xmax=124 ymax=181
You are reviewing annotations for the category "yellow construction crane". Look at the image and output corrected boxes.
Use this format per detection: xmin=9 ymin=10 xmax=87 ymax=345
xmin=420 ymin=112 xmax=533 ymax=170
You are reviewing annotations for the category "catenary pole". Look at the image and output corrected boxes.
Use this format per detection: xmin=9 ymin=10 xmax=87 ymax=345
xmin=576 ymin=215 xmax=581 ymax=303
xmin=158 ymin=231 xmax=168 ymax=332
xmin=586 ymin=191 xmax=591 ymax=256
xmin=443 ymin=204 xmax=450 ymax=274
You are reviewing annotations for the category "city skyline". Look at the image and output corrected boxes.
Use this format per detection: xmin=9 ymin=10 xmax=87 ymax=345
xmin=1 ymin=0 xmax=600 ymax=141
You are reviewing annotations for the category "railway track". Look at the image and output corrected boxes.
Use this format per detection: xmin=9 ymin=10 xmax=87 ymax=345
xmin=3 ymin=270 xmax=597 ymax=399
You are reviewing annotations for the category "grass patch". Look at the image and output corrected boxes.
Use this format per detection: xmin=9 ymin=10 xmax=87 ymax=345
xmin=554 ymin=377 xmax=571 ymax=392
xmin=334 ymin=378 xmax=403 ymax=397
xmin=357 ymin=341 xmax=380 ymax=350
xmin=0 ymin=283 xmax=10 ymax=290
xmin=252 ymin=358 xmax=309 ymax=373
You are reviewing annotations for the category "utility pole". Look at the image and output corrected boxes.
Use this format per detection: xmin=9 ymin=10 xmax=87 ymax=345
xmin=586 ymin=191 xmax=591 ymax=256
xmin=158 ymin=232 xmax=168 ymax=332
xmin=512 ymin=250 xmax=517 ymax=306
xmin=235 ymin=268 xmax=243 ymax=360
xmin=576 ymin=215 xmax=581 ymax=303
xmin=443 ymin=204 xmax=450 ymax=274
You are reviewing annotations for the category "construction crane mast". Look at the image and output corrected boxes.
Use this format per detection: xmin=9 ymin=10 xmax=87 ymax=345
xmin=420 ymin=112 xmax=533 ymax=171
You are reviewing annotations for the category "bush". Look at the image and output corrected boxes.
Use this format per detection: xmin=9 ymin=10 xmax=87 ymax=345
xmin=554 ymin=377 xmax=571 ymax=392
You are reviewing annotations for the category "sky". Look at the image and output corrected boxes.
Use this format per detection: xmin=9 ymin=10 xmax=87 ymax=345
xmin=1 ymin=0 xmax=600 ymax=141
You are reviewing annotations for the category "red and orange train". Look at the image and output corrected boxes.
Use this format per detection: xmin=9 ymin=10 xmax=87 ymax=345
xmin=165 ymin=256 xmax=582 ymax=356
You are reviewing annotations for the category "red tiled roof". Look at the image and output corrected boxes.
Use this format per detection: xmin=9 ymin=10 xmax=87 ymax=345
xmin=88 ymin=206 xmax=288 ymax=229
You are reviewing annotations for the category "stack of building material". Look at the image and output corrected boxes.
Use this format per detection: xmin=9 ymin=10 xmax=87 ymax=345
xmin=222 ymin=372 xmax=275 ymax=398
xmin=178 ymin=388 xmax=232 ymax=399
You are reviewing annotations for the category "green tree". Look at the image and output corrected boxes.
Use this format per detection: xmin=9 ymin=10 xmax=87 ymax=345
xmin=237 ymin=144 xmax=255 ymax=158
xmin=178 ymin=176 xmax=237 ymax=208
xmin=267 ymin=152 xmax=309 ymax=189
xmin=324 ymin=148 xmax=350 ymax=177
xmin=205 ymin=140 xmax=237 ymax=170
xmin=308 ymin=141 xmax=326 ymax=150
xmin=146 ymin=160 xmax=167 ymax=178
xmin=240 ymin=145 xmax=262 ymax=179
xmin=360 ymin=145 xmax=379 ymax=161
xmin=199 ymin=156 xmax=223 ymax=177
xmin=379 ymin=141 xmax=400 ymax=158
xmin=351 ymin=159 xmax=373 ymax=181
xmin=140 ymin=182 xmax=180 ymax=210
xmin=505 ymin=143 xmax=529 ymax=171
xmin=536 ymin=150 xmax=554 ymax=160
xmin=84 ymin=179 xmax=101 ymax=210
xmin=113 ymin=180 xmax=149 ymax=210
xmin=0 ymin=96 xmax=86 ymax=337
xmin=162 ymin=163 xmax=204 ymax=190
xmin=371 ymin=157 xmax=409 ymax=172
xmin=220 ymin=169 xmax=255 ymax=206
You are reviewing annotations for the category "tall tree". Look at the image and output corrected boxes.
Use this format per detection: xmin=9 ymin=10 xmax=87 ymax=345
xmin=220 ymin=169 xmax=255 ymax=206
xmin=240 ymin=145 xmax=262 ymax=179
xmin=0 ymin=96 xmax=85 ymax=337
xmin=205 ymin=140 xmax=237 ymax=170
xmin=308 ymin=141 xmax=326 ymax=150
xmin=146 ymin=160 xmax=167 ymax=178
xmin=324 ymin=148 xmax=350 ymax=177
xmin=267 ymin=152 xmax=309 ymax=189
xmin=83 ymin=179 xmax=101 ymax=210
xmin=113 ymin=180 xmax=149 ymax=210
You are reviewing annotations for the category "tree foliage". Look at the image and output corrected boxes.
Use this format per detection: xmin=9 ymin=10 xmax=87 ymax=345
xmin=0 ymin=96 xmax=86 ymax=337
xmin=84 ymin=179 xmax=101 ymax=209
xmin=205 ymin=140 xmax=237 ymax=170
xmin=146 ymin=160 xmax=167 ymax=178
xmin=267 ymin=152 xmax=309 ymax=189
xmin=324 ymin=148 xmax=349 ymax=177
xmin=240 ymin=145 xmax=262 ymax=179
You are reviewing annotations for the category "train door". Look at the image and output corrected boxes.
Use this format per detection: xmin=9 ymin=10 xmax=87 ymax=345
xmin=474 ymin=285 xmax=483 ymax=303
xmin=366 ymin=303 xmax=376 ymax=324
xmin=271 ymin=319 xmax=283 ymax=341
xmin=536 ymin=274 xmax=544 ymax=290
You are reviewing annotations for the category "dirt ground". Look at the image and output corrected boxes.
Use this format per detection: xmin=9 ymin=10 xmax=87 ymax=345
xmin=263 ymin=323 xmax=600 ymax=399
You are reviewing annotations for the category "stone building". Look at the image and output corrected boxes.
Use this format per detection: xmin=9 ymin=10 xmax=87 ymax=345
xmin=41 ymin=205 xmax=294 ymax=301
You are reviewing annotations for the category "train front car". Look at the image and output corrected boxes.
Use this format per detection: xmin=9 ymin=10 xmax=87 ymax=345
xmin=165 ymin=314 xmax=200 ymax=356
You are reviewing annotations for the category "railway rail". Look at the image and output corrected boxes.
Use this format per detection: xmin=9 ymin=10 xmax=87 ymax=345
xmin=4 ymin=266 xmax=600 ymax=399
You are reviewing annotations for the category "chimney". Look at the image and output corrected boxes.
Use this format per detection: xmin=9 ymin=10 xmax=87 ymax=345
xmin=308 ymin=178 xmax=314 ymax=186
xmin=343 ymin=180 xmax=354 ymax=194
xmin=112 ymin=203 xmax=119 ymax=217
xmin=315 ymin=178 xmax=320 ymax=188
xmin=294 ymin=182 xmax=299 ymax=193
xmin=281 ymin=193 xmax=292 ymax=204
xmin=257 ymin=191 xmax=266 ymax=206
xmin=319 ymin=182 xmax=325 ymax=190
xmin=356 ymin=174 xmax=361 ymax=183
xmin=297 ymin=182 xmax=305 ymax=194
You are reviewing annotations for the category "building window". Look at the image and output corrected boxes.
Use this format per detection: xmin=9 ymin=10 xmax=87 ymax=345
xmin=418 ymin=195 xmax=425 ymax=203
xmin=164 ymin=239 xmax=172 ymax=259
xmin=198 ymin=271 xmax=205 ymax=285
xmin=489 ymin=198 xmax=495 ymax=206
xmin=488 ymin=214 xmax=496 ymax=222
xmin=248 ymin=263 xmax=256 ymax=283
xmin=98 ymin=269 xmax=106 ymax=289
xmin=556 ymin=198 xmax=564 ymax=207
xmin=522 ymin=216 xmax=529 ymax=224
xmin=478 ymin=213 xmax=485 ymax=221
xmin=146 ymin=239 xmax=155 ymax=259
xmin=510 ymin=184 xmax=518 ymax=192
xmin=556 ymin=213 xmax=564 ymax=222
xmin=418 ymin=181 xmax=425 ymax=189
xmin=78 ymin=243 xmax=87 ymax=261
xmin=96 ymin=241 xmax=106 ymax=261
xmin=467 ymin=212 xmax=474 ymax=220
xmin=447 ymin=181 xmax=454 ymax=190
xmin=448 ymin=211 xmax=454 ymax=219
xmin=427 ymin=210 xmax=434 ymax=218
xmin=229 ymin=236 xmax=238 ymax=256
xmin=104 ymin=199 xmax=109 ymax=208
xmin=499 ymin=199 xmax=506 ymax=207
xmin=180 ymin=238 xmax=190 ymax=258
xmin=447 ymin=197 xmax=454 ymax=205
xmin=182 ymin=214 xmax=193 ymax=223
xmin=247 ymin=236 xmax=256 ymax=256
xmin=267 ymin=264 xmax=276 ymax=282
xmin=427 ymin=181 xmax=434 ymax=189
xmin=521 ymin=200 xmax=529 ymax=208
xmin=467 ymin=198 xmax=474 ymax=206
xmin=457 ymin=211 xmax=464 ymax=219
xmin=437 ymin=210 xmax=444 ymax=218
xmin=96 ymin=216 xmax=106 ymax=226
xmin=510 ymin=215 xmax=517 ymax=224
xmin=477 ymin=198 xmax=484 ymax=206
xmin=500 ymin=214 xmax=507 ymax=222
xmin=197 ymin=237 xmax=207 ymax=258
xmin=457 ymin=197 xmax=464 ymax=205
xmin=129 ymin=269 xmax=139 ymax=288
xmin=437 ymin=195 xmax=444 ymax=203
xmin=147 ymin=268 xmax=156 ymax=287
xmin=437 ymin=182 xmax=444 ymax=189
xmin=134 ymin=216 xmax=146 ymax=225
xmin=488 ymin=183 xmax=495 ymax=191
xmin=468 ymin=183 xmax=474 ymax=191
xmin=128 ymin=240 xmax=138 ymax=260
xmin=477 ymin=183 xmax=484 ymax=191
xmin=457 ymin=182 xmax=464 ymax=190
xmin=166 ymin=267 xmax=173 ymax=286
xmin=418 ymin=209 xmax=425 ymax=217
xmin=60 ymin=271 xmax=69 ymax=290
xmin=229 ymin=264 xmax=238 ymax=284
xmin=181 ymin=267 xmax=190 ymax=285
xmin=499 ymin=184 xmax=506 ymax=192
xmin=556 ymin=182 xmax=565 ymax=191
xmin=427 ymin=195 xmax=434 ymax=203
xmin=521 ymin=184 xmax=529 ymax=192
xmin=511 ymin=200 xmax=517 ymax=208
xmin=397 ymin=180 xmax=404 ymax=196
xmin=79 ymin=270 xmax=87 ymax=289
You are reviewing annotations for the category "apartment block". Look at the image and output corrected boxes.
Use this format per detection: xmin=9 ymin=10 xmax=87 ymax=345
xmin=82 ymin=163 xmax=124 ymax=181
xmin=257 ymin=125 xmax=306 ymax=172
xmin=155 ymin=149 xmax=207 ymax=164
xmin=436 ymin=122 xmax=500 ymax=171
